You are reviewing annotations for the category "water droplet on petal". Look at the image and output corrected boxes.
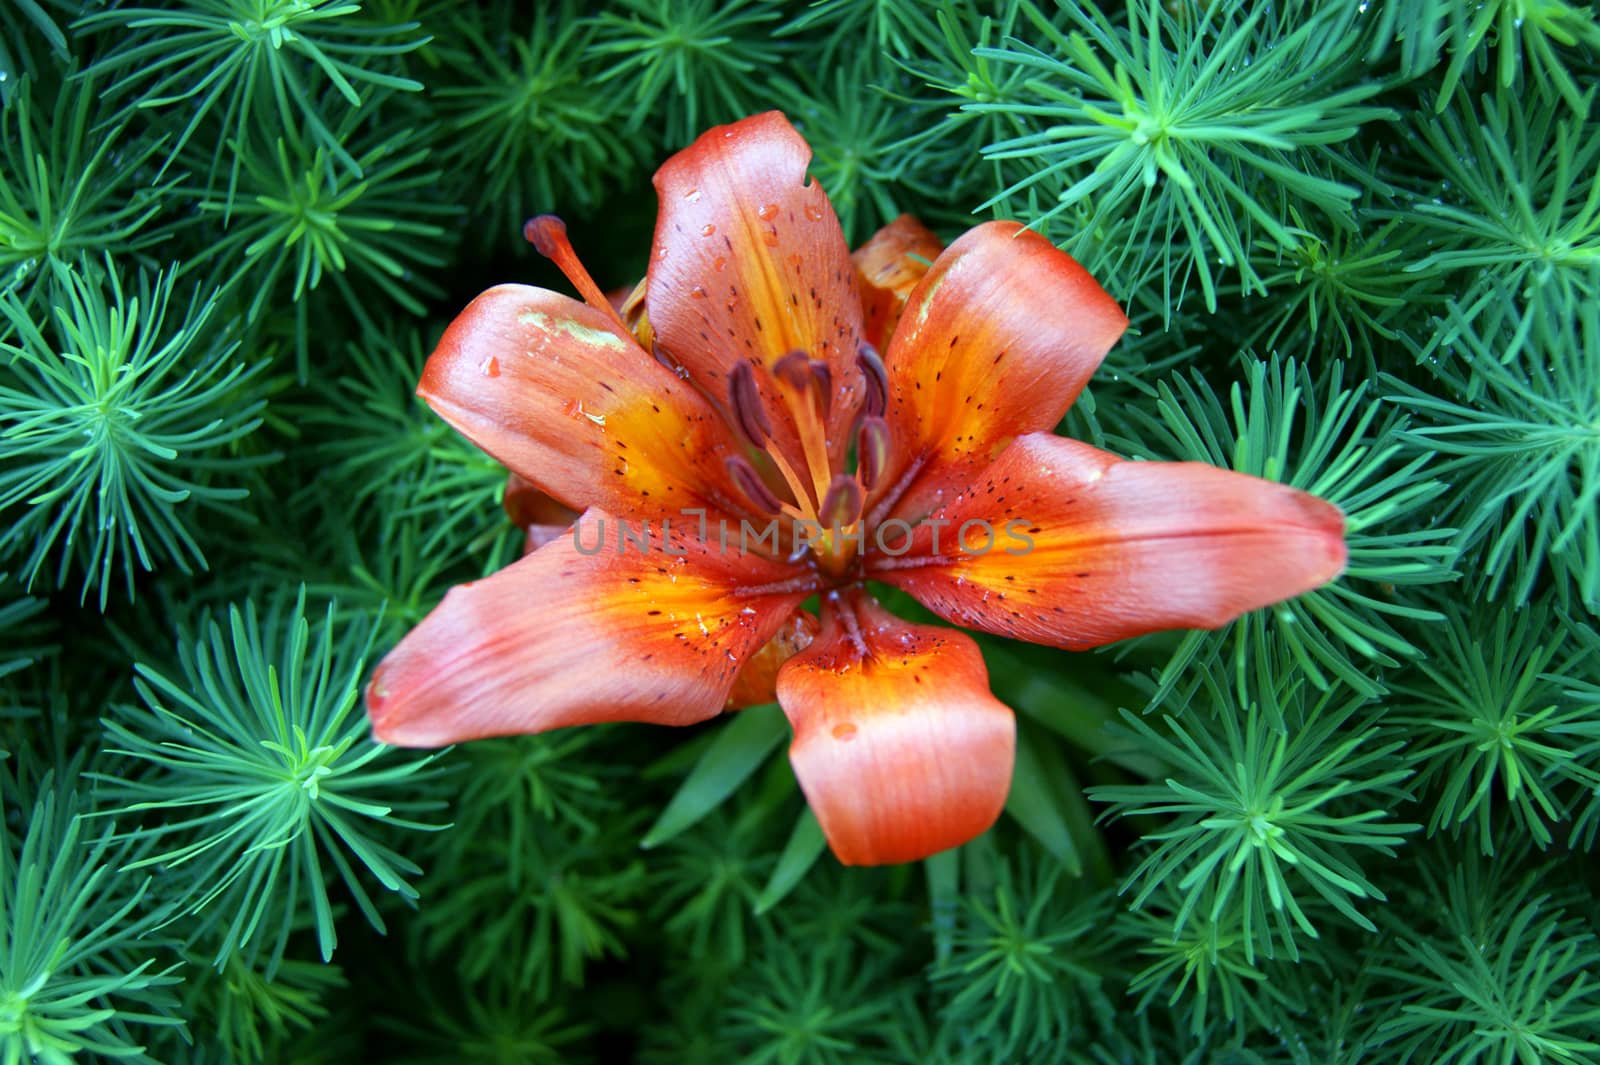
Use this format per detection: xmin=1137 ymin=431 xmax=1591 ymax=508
xmin=683 ymin=187 xmax=701 ymax=202
xmin=690 ymin=285 xmax=708 ymax=299
xmin=761 ymin=229 xmax=779 ymax=247
xmin=804 ymin=203 xmax=824 ymax=222
xmin=700 ymin=223 xmax=716 ymax=236
xmin=480 ymin=356 xmax=500 ymax=377
xmin=757 ymin=203 xmax=779 ymax=221
xmin=713 ymin=256 xmax=727 ymax=271
xmin=656 ymin=246 xmax=668 ymax=260
xmin=832 ymin=722 xmax=858 ymax=741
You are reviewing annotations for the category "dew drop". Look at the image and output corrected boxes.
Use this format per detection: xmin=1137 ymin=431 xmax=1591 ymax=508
xmin=761 ymin=229 xmax=779 ymax=247
xmin=690 ymin=285 xmax=708 ymax=300
xmin=480 ymin=356 xmax=500 ymax=377
xmin=786 ymin=253 xmax=803 ymax=268
xmin=700 ymin=223 xmax=716 ymax=236
xmin=655 ymin=246 xmax=668 ymax=260
xmin=683 ymin=186 xmax=702 ymax=202
xmin=757 ymin=203 xmax=779 ymax=221
xmin=804 ymin=203 xmax=824 ymax=222
xmin=713 ymin=256 xmax=727 ymax=271
xmin=832 ymin=722 xmax=858 ymax=741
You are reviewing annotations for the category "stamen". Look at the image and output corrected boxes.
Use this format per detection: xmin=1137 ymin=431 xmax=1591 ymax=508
xmin=856 ymin=342 xmax=888 ymax=417
xmin=772 ymin=350 xmax=812 ymax=391
xmin=727 ymin=361 xmax=772 ymax=448
xmin=809 ymin=360 xmax=833 ymax=417
xmin=819 ymin=474 xmax=862 ymax=529
xmin=856 ymin=416 xmax=890 ymax=492
xmin=763 ymin=349 xmax=833 ymax=509
xmin=523 ymin=215 xmax=630 ymax=332
xmin=725 ymin=455 xmax=786 ymax=515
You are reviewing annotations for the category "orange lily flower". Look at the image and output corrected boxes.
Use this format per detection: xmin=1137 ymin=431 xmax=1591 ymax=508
xmin=365 ymin=112 xmax=1347 ymax=866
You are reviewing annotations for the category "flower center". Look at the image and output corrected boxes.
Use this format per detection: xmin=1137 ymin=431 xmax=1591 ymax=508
xmin=524 ymin=213 xmax=894 ymax=580
xmin=722 ymin=346 xmax=889 ymax=579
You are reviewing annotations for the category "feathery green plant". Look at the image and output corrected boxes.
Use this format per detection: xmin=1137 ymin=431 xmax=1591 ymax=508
xmin=1117 ymin=880 xmax=1303 ymax=1041
xmin=96 ymin=589 xmax=446 ymax=974
xmin=179 ymin=948 xmax=344 ymax=1063
xmin=1391 ymin=595 xmax=1600 ymax=854
xmin=379 ymin=983 xmax=592 ymax=1065
xmin=0 ymin=0 xmax=71 ymax=107
xmin=885 ymin=1 xmax=1040 ymax=212
xmin=1374 ymin=856 xmax=1600 ymax=1064
xmin=1401 ymin=85 xmax=1600 ymax=363
xmin=1430 ymin=0 xmax=1600 ymax=114
xmin=0 ymin=768 xmax=182 ymax=1063
xmin=1094 ymin=671 xmax=1415 ymax=962
xmin=0 ymin=578 xmax=48 ymax=686
xmin=0 ymin=75 xmax=171 ymax=304
xmin=1243 ymin=211 xmax=1424 ymax=364
xmin=433 ymin=5 xmax=638 ymax=235
xmin=974 ymin=0 xmax=1390 ymax=314
xmin=931 ymin=853 xmax=1113 ymax=1057
xmin=588 ymin=0 xmax=789 ymax=148
xmin=778 ymin=0 xmax=946 ymax=63
xmin=1387 ymin=295 xmax=1600 ymax=610
xmin=81 ymin=0 xmax=429 ymax=209
xmin=1555 ymin=617 xmax=1600 ymax=850
xmin=649 ymin=811 xmax=774 ymax=966
xmin=189 ymin=118 xmax=456 ymax=380
xmin=413 ymin=811 xmax=645 ymax=998
xmin=0 ymin=259 xmax=266 ymax=608
xmin=719 ymin=934 xmax=908 ymax=1065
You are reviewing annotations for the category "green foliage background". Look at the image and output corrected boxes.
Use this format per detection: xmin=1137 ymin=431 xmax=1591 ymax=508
xmin=3 ymin=0 xmax=1599 ymax=1062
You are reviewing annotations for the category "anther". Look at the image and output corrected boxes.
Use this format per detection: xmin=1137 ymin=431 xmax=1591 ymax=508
xmin=809 ymin=359 xmax=833 ymax=417
xmin=819 ymin=474 xmax=863 ymax=529
xmin=856 ymin=342 xmax=888 ymax=417
xmin=727 ymin=362 xmax=771 ymax=448
xmin=772 ymin=350 xmax=812 ymax=391
xmin=856 ymin=416 xmax=890 ymax=492
xmin=726 ymin=455 xmax=785 ymax=515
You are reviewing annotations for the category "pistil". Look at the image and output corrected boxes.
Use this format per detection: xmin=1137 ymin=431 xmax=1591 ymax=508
xmin=523 ymin=215 xmax=632 ymax=335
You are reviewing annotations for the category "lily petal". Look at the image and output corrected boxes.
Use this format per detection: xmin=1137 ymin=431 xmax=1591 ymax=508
xmin=870 ymin=434 xmax=1347 ymax=650
xmin=853 ymin=213 xmax=944 ymax=351
xmin=649 ymin=112 xmax=866 ymax=453
xmin=419 ymin=284 xmax=749 ymax=524
xmin=775 ymin=589 xmax=1015 ymax=866
xmin=368 ymin=510 xmax=814 ymax=746
xmin=872 ymin=222 xmax=1128 ymax=523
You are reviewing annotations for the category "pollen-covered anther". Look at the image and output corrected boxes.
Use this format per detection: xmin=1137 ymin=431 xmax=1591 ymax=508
xmin=725 ymin=455 xmax=786 ymax=516
xmin=819 ymin=474 xmax=863 ymax=529
xmin=856 ymin=342 xmax=888 ymax=418
xmin=727 ymin=361 xmax=772 ymax=448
